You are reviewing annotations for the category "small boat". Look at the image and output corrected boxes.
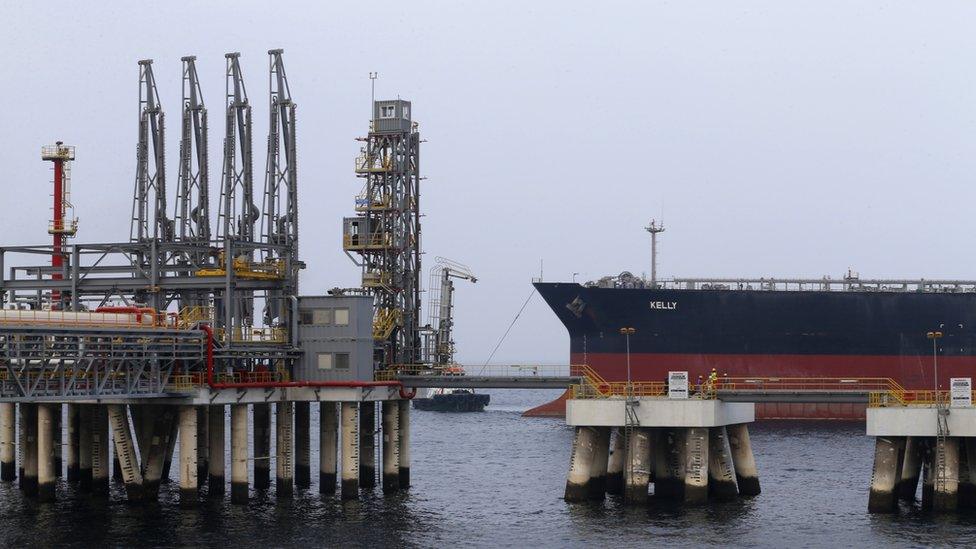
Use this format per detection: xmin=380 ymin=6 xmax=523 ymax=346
xmin=413 ymin=388 xmax=490 ymax=412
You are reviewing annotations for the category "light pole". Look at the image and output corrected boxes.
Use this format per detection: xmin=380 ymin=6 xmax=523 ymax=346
xmin=620 ymin=327 xmax=636 ymax=396
xmin=927 ymin=329 xmax=943 ymax=404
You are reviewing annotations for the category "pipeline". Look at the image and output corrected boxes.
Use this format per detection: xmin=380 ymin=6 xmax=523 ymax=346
xmin=198 ymin=324 xmax=405 ymax=391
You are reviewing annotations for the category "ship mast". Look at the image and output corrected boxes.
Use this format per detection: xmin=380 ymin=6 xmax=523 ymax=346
xmin=645 ymin=219 xmax=665 ymax=288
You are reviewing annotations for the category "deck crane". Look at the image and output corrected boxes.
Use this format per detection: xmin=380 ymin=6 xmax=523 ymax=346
xmin=426 ymin=257 xmax=477 ymax=368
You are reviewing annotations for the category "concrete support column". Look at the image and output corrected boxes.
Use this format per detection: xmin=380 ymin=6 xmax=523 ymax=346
xmin=78 ymin=405 xmax=93 ymax=491
xmin=230 ymin=404 xmax=249 ymax=504
xmin=320 ymin=402 xmax=338 ymax=494
xmin=295 ymin=401 xmax=310 ymax=489
xmin=18 ymin=403 xmax=25 ymax=487
xmin=605 ymin=428 xmax=624 ymax=495
xmin=37 ymin=403 xmax=56 ymax=502
xmin=381 ymin=400 xmax=400 ymax=493
xmin=253 ymin=403 xmax=271 ymax=490
xmin=161 ymin=412 xmax=179 ymax=482
xmin=359 ymin=402 xmax=376 ymax=489
xmin=398 ymin=399 xmax=410 ymax=488
xmin=897 ymin=437 xmax=924 ymax=501
xmin=196 ymin=406 xmax=209 ymax=484
xmin=868 ymin=436 xmax=905 ymax=513
xmin=179 ymin=405 xmax=198 ymax=506
xmin=564 ymin=426 xmax=596 ymax=502
xmin=654 ymin=427 xmax=685 ymax=500
xmin=107 ymin=404 xmax=143 ymax=501
xmin=93 ymin=406 xmax=109 ymax=495
xmin=276 ymin=401 xmax=294 ymax=497
xmin=22 ymin=403 xmax=38 ymax=496
xmin=66 ymin=404 xmax=79 ymax=482
xmin=684 ymin=427 xmax=709 ymax=504
xmin=933 ymin=437 xmax=960 ymax=512
xmin=587 ymin=427 xmax=611 ymax=500
xmin=960 ymin=438 xmax=976 ymax=508
xmin=0 ymin=402 xmax=14 ymax=481
xmin=707 ymin=426 xmax=738 ymax=500
xmin=52 ymin=404 xmax=62 ymax=478
xmin=141 ymin=406 xmax=177 ymax=498
xmin=922 ymin=446 xmax=935 ymax=509
xmin=727 ymin=423 xmax=761 ymax=496
xmin=340 ymin=402 xmax=359 ymax=499
xmin=624 ymin=428 xmax=652 ymax=504
xmin=208 ymin=405 xmax=225 ymax=496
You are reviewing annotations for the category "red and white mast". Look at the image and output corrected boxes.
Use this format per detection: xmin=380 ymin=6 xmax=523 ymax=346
xmin=41 ymin=142 xmax=77 ymax=310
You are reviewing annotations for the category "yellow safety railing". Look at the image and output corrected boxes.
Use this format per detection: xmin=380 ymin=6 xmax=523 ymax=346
xmin=215 ymin=326 xmax=288 ymax=344
xmin=343 ymin=233 xmax=393 ymax=251
xmin=196 ymin=255 xmax=286 ymax=280
xmin=178 ymin=306 xmax=213 ymax=329
xmin=354 ymin=153 xmax=394 ymax=173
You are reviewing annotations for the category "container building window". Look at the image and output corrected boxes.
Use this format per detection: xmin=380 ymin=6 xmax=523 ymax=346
xmin=317 ymin=353 xmax=333 ymax=370
xmin=334 ymin=308 xmax=350 ymax=326
xmin=299 ymin=309 xmax=313 ymax=325
xmin=335 ymin=353 xmax=350 ymax=370
xmin=380 ymin=105 xmax=395 ymax=119
xmin=313 ymin=309 xmax=333 ymax=325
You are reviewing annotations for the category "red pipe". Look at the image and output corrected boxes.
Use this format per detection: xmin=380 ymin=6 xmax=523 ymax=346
xmin=198 ymin=324 xmax=403 ymax=390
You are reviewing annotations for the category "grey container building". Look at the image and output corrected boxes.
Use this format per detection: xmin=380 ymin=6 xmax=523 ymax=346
xmin=373 ymin=100 xmax=412 ymax=133
xmin=295 ymin=295 xmax=374 ymax=382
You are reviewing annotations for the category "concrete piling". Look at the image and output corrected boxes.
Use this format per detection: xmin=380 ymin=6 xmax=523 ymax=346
xmin=208 ymin=405 xmax=225 ymax=496
xmin=66 ymin=403 xmax=79 ymax=482
xmin=727 ymin=423 xmax=760 ymax=496
xmin=897 ymin=437 xmax=924 ymax=501
xmin=22 ymin=403 xmax=38 ymax=496
xmin=398 ymin=399 xmax=410 ymax=488
xmin=295 ymin=401 xmax=311 ymax=489
xmin=141 ymin=406 xmax=176 ymax=497
xmin=53 ymin=404 xmax=62 ymax=478
xmin=78 ymin=405 xmax=93 ymax=490
xmin=108 ymin=404 xmax=143 ymax=501
xmin=340 ymin=402 xmax=359 ymax=499
xmin=0 ymin=402 xmax=14 ymax=481
xmin=161 ymin=411 xmax=179 ymax=482
xmin=933 ymin=437 xmax=960 ymax=512
xmin=196 ymin=406 xmax=210 ymax=484
xmin=253 ymin=403 xmax=271 ymax=490
xmin=605 ymin=428 xmax=624 ymax=495
xmin=319 ymin=402 xmax=338 ymax=494
xmin=684 ymin=427 xmax=709 ymax=504
xmin=18 ymin=404 xmax=25 ymax=487
xmin=231 ymin=404 xmax=248 ymax=504
xmin=624 ymin=428 xmax=652 ymax=504
xmin=360 ymin=402 xmax=376 ymax=489
xmin=868 ymin=436 xmax=904 ymax=513
xmin=961 ymin=439 xmax=976 ymax=508
xmin=565 ymin=426 xmax=597 ymax=502
xmin=92 ymin=406 xmax=110 ymax=495
xmin=179 ymin=405 xmax=198 ymax=506
xmin=381 ymin=400 xmax=400 ymax=493
xmin=37 ymin=403 xmax=56 ymax=502
xmin=587 ymin=427 xmax=610 ymax=500
xmin=707 ymin=426 xmax=738 ymax=500
xmin=276 ymin=401 xmax=294 ymax=497
xmin=654 ymin=427 xmax=685 ymax=500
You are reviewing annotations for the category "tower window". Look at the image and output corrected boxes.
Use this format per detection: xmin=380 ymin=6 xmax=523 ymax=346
xmin=380 ymin=105 xmax=395 ymax=119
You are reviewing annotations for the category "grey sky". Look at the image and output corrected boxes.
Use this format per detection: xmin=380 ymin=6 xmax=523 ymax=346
xmin=1 ymin=1 xmax=974 ymax=364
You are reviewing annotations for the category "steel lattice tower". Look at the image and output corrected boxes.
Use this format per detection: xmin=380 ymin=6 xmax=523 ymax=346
xmin=218 ymin=52 xmax=257 ymax=248
xmin=175 ymin=55 xmax=211 ymax=253
xmin=345 ymin=99 xmax=421 ymax=368
xmin=261 ymin=50 xmax=299 ymax=325
xmin=131 ymin=59 xmax=172 ymax=243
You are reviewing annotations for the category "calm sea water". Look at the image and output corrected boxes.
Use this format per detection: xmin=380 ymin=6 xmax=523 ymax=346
xmin=2 ymin=390 xmax=976 ymax=548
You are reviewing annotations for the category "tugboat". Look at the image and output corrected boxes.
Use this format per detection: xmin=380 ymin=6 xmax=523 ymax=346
xmin=411 ymin=365 xmax=491 ymax=412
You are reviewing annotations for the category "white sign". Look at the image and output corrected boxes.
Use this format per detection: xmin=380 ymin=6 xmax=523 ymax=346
xmin=951 ymin=377 xmax=972 ymax=407
xmin=668 ymin=371 xmax=689 ymax=400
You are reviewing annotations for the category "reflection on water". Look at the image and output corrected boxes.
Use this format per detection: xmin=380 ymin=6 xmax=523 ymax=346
xmin=1 ymin=390 xmax=975 ymax=548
